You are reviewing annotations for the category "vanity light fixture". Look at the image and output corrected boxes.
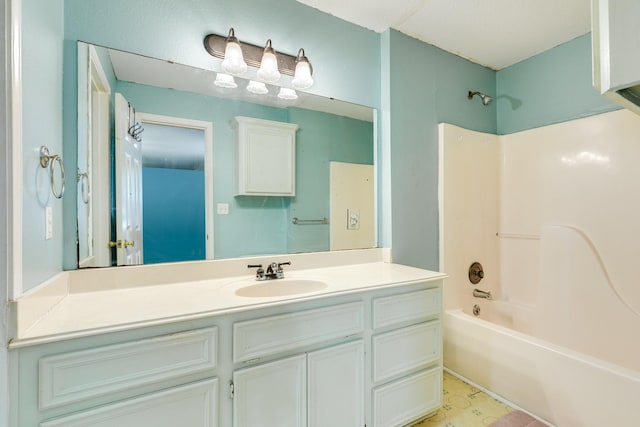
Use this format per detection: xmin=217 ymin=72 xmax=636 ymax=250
xmin=291 ymin=49 xmax=314 ymax=90
xmin=246 ymin=80 xmax=269 ymax=95
xmin=204 ymin=28 xmax=314 ymax=88
xmin=277 ymin=87 xmax=298 ymax=100
xmin=214 ymin=73 xmax=238 ymax=89
xmin=257 ymin=39 xmax=281 ymax=83
xmin=221 ymin=28 xmax=248 ymax=75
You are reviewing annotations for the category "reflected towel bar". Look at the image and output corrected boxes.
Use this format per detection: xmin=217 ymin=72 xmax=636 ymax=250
xmin=292 ymin=217 xmax=328 ymax=225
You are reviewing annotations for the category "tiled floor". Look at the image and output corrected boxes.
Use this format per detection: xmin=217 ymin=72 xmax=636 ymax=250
xmin=412 ymin=371 xmax=515 ymax=427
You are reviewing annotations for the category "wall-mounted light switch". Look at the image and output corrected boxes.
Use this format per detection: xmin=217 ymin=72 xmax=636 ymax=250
xmin=217 ymin=203 xmax=230 ymax=215
xmin=45 ymin=206 xmax=53 ymax=240
xmin=347 ymin=208 xmax=360 ymax=230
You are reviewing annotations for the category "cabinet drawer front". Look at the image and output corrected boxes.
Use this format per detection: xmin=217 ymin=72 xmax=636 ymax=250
xmin=373 ymin=287 xmax=441 ymax=330
xmin=233 ymin=302 xmax=364 ymax=363
xmin=373 ymin=367 xmax=442 ymax=427
xmin=40 ymin=378 xmax=218 ymax=427
xmin=372 ymin=321 xmax=441 ymax=383
xmin=39 ymin=327 xmax=217 ymax=410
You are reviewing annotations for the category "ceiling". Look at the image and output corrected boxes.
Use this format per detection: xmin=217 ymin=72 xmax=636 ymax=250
xmin=295 ymin=0 xmax=591 ymax=70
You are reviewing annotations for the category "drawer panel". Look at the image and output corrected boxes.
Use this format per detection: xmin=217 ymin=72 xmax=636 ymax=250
xmin=40 ymin=378 xmax=218 ymax=427
xmin=39 ymin=327 xmax=217 ymax=410
xmin=372 ymin=321 xmax=441 ymax=383
xmin=373 ymin=367 xmax=442 ymax=427
xmin=373 ymin=287 xmax=441 ymax=330
xmin=233 ymin=302 xmax=364 ymax=363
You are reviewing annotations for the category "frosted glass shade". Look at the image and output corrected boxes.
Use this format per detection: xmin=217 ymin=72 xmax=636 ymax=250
xmin=246 ymin=80 xmax=269 ymax=95
xmin=214 ymin=73 xmax=237 ymax=89
xmin=292 ymin=60 xmax=313 ymax=90
xmin=257 ymin=51 xmax=281 ymax=83
xmin=277 ymin=88 xmax=298 ymax=100
xmin=222 ymin=41 xmax=247 ymax=75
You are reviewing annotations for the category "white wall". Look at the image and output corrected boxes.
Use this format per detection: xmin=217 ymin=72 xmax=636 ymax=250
xmin=439 ymin=124 xmax=499 ymax=310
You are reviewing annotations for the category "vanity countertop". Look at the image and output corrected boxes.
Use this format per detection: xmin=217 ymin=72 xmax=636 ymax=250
xmin=11 ymin=252 xmax=446 ymax=347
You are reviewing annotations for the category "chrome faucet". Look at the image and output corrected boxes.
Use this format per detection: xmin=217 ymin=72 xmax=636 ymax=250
xmin=473 ymin=288 xmax=492 ymax=300
xmin=248 ymin=261 xmax=291 ymax=281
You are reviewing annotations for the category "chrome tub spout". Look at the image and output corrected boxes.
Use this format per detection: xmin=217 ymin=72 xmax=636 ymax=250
xmin=473 ymin=288 xmax=492 ymax=300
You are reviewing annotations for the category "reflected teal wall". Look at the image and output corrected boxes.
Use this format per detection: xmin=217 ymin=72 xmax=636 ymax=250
xmin=497 ymin=34 xmax=619 ymax=134
xmin=118 ymin=83 xmax=373 ymax=258
xmin=385 ymin=30 xmax=496 ymax=270
xmin=142 ymin=168 xmax=206 ymax=264
xmin=288 ymin=108 xmax=374 ymax=253
xmin=117 ymin=81 xmax=290 ymax=258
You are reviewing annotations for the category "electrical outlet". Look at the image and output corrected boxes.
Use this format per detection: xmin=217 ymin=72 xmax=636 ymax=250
xmin=347 ymin=208 xmax=360 ymax=230
xmin=217 ymin=203 xmax=230 ymax=215
xmin=45 ymin=206 xmax=53 ymax=240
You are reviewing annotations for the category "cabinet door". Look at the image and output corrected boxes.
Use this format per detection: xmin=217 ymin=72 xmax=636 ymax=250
xmin=308 ymin=341 xmax=364 ymax=427
xmin=233 ymin=355 xmax=306 ymax=427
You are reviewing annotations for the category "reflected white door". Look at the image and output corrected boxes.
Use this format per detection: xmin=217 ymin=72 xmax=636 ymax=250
xmin=115 ymin=93 xmax=143 ymax=265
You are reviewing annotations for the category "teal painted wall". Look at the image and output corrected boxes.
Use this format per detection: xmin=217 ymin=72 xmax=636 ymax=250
xmin=288 ymin=108 xmax=374 ymax=253
xmin=497 ymin=34 xmax=620 ymax=134
xmin=385 ymin=30 xmax=496 ymax=270
xmin=22 ymin=0 xmax=64 ymax=292
xmin=64 ymin=0 xmax=381 ymax=109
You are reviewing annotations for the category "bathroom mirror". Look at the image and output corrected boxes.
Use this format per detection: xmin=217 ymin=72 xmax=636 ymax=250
xmin=73 ymin=43 xmax=376 ymax=268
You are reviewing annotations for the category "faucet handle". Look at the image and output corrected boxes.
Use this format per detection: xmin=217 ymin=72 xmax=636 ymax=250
xmin=248 ymin=264 xmax=266 ymax=280
xmin=275 ymin=261 xmax=290 ymax=278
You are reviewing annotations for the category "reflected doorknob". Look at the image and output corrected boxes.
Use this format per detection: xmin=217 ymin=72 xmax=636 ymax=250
xmin=109 ymin=240 xmax=135 ymax=249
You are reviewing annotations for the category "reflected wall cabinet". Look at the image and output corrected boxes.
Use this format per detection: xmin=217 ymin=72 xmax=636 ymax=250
xmin=232 ymin=116 xmax=299 ymax=196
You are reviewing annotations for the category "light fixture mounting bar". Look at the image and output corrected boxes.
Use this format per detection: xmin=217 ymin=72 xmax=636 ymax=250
xmin=204 ymin=33 xmax=297 ymax=77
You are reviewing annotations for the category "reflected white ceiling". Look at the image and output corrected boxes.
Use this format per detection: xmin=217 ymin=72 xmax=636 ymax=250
xmin=296 ymin=0 xmax=591 ymax=70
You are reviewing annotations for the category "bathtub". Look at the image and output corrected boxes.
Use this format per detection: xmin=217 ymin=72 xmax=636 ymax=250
xmin=444 ymin=307 xmax=640 ymax=426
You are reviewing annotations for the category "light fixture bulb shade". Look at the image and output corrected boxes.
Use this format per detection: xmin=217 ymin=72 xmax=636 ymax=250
xmin=214 ymin=73 xmax=237 ymax=89
xmin=246 ymin=80 xmax=269 ymax=95
xmin=257 ymin=51 xmax=281 ymax=83
xmin=277 ymin=87 xmax=298 ymax=100
xmin=222 ymin=41 xmax=247 ymax=75
xmin=292 ymin=54 xmax=313 ymax=90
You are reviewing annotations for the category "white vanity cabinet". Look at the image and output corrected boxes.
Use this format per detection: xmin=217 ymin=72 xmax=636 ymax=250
xmin=233 ymin=341 xmax=364 ymax=427
xmin=11 ymin=280 xmax=442 ymax=427
xmin=231 ymin=302 xmax=365 ymax=427
xmin=371 ymin=288 xmax=443 ymax=427
xmin=232 ymin=116 xmax=298 ymax=196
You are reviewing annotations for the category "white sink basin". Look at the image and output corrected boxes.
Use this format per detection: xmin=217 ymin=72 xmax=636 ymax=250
xmin=234 ymin=278 xmax=328 ymax=298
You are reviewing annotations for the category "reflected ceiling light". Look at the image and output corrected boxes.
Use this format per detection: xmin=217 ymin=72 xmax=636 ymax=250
xmin=221 ymin=28 xmax=248 ymax=75
xmin=257 ymin=39 xmax=281 ymax=83
xmin=277 ymin=87 xmax=298 ymax=100
xmin=467 ymin=90 xmax=493 ymax=106
xmin=291 ymin=49 xmax=314 ymax=90
xmin=214 ymin=73 xmax=238 ymax=89
xmin=246 ymin=80 xmax=269 ymax=95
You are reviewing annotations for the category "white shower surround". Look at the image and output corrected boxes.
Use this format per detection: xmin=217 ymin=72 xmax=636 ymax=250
xmin=439 ymin=109 xmax=640 ymax=425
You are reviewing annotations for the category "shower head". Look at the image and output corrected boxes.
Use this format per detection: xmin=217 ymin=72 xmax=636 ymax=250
xmin=468 ymin=91 xmax=493 ymax=106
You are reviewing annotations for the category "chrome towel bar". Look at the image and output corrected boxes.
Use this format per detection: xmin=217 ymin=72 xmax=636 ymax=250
xmin=292 ymin=217 xmax=328 ymax=225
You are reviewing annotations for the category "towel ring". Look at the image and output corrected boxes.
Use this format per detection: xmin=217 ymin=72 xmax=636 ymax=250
xmin=39 ymin=146 xmax=65 ymax=199
xmin=77 ymin=169 xmax=90 ymax=204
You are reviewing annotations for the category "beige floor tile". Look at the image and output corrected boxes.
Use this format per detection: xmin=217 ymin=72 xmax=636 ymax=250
xmin=412 ymin=372 xmax=514 ymax=427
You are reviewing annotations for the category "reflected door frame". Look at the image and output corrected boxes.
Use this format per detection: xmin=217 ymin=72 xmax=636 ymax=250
xmin=136 ymin=112 xmax=214 ymax=260
xmin=81 ymin=45 xmax=112 ymax=267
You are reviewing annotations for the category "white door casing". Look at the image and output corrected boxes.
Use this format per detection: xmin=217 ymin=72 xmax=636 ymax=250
xmin=114 ymin=93 xmax=143 ymax=265
xmin=136 ymin=112 xmax=214 ymax=260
